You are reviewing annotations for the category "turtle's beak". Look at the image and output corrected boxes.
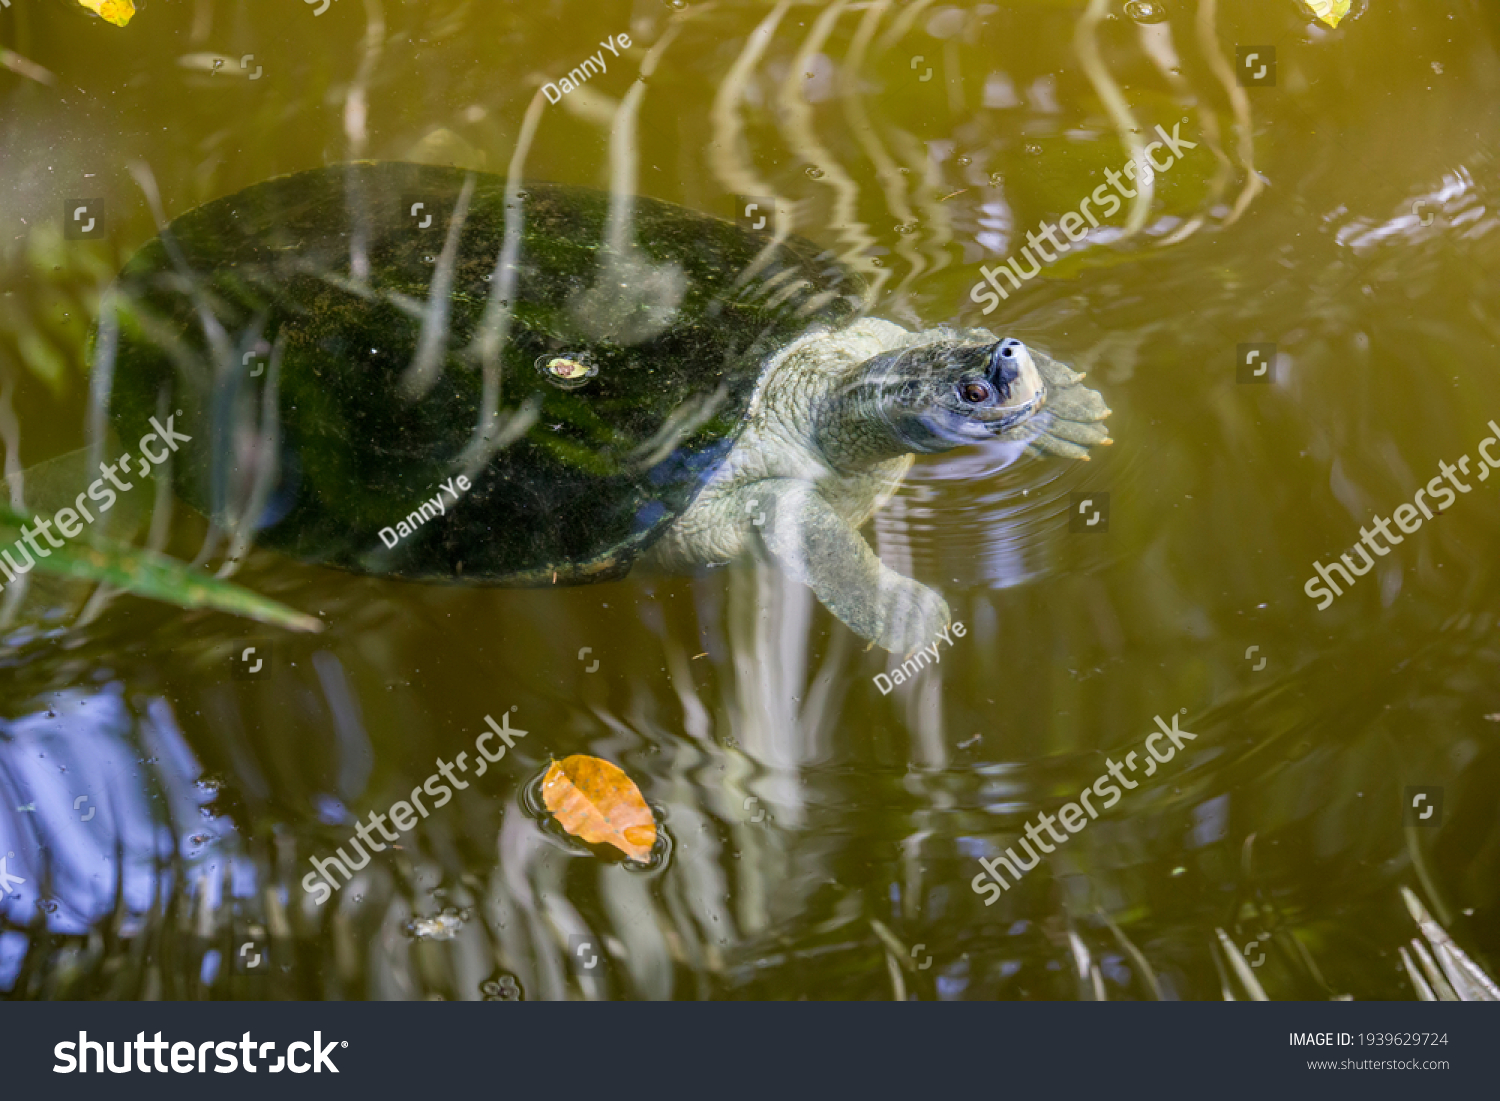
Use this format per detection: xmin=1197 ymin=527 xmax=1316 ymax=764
xmin=976 ymin=338 xmax=1045 ymax=431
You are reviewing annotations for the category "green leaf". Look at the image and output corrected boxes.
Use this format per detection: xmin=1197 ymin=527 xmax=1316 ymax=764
xmin=0 ymin=502 xmax=322 ymax=634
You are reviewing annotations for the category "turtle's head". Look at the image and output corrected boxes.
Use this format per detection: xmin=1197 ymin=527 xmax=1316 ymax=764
xmin=866 ymin=336 xmax=1046 ymax=454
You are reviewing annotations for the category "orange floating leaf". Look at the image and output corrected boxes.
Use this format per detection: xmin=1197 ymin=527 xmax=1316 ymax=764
xmin=541 ymin=755 xmax=656 ymax=861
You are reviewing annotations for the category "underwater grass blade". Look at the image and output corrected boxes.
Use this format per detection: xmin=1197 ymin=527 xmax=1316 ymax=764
xmin=0 ymin=503 xmax=321 ymax=633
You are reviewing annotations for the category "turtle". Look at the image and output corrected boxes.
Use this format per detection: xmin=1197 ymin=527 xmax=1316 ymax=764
xmin=103 ymin=162 xmax=1111 ymax=653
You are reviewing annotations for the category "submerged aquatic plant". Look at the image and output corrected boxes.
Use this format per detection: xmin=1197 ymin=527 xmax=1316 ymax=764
xmin=0 ymin=500 xmax=321 ymax=633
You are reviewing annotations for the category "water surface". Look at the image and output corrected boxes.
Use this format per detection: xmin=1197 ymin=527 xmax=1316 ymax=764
xmin=1 ymin=0 xmax=1498 ymax=1000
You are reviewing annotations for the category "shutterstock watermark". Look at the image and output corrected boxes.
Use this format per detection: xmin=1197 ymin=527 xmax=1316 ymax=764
xmin=1305 ymin=420 xmax=1500 ymax=609
xmin=968 ymin=123 xmax=1199 ymax=314
xmin=970 ymin=712 xmax=1196 ymax=904
xmin=55 ymin=1032 xmax=344 ymax=1074
xmin=302 ymin=710 xmax=529 ymax=904
xmin=0 ymin=414 xmax=191 ymax=592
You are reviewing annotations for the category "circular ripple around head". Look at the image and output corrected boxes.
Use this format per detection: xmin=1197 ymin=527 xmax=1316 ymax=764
xmin=872 ymin=427 xmax=1148 ymax=590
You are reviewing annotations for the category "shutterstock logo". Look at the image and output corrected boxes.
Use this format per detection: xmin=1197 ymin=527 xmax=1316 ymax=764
xmin=1236 ymin=46 xmax=1276 ymax=87
xmin=54 ymin=1032 xmax=346 ymax=1074
xmin=1237 ymin=342 xmax=1276 ymax=384
xmin=1404 ymin=786 xmax=1443 ymax=828
xmin=1069 ymin=492 xmax=1110 ymax=533
xmin=734 ymin=195 xmax=775 ymax=234
xmin=568 ymin=933 xmax=603 ymax=973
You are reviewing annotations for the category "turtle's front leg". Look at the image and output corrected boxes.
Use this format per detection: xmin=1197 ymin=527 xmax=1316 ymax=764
xmin=1014 ymin=349 xmax=1113 ymax=460
xmin=747 ymin=479 xmax=950 ymax=654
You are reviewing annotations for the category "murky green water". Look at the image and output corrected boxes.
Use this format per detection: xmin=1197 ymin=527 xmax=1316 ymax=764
xmin=1 ymin=0 xmax=1499 ymax=1000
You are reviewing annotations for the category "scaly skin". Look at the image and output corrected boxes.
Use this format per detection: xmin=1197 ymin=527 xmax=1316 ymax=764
xmin=645 ymin=318 xmax=1113 ymax=653
xmin=646 ymin=319 xmax=915 ymax=573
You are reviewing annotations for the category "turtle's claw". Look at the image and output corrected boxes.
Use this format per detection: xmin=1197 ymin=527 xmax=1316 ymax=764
xmin=1023 ymin=431 xmax=1096 ymax=461
xmin=1037 ymin=413 xmax=1111 ymax=449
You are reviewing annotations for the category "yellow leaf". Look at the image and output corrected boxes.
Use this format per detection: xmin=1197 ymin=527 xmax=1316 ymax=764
xmin=1303 ymin=0 xmax=1351 ymax=28
xmin=541 ymin=756 xmax=656 ymax=861
xmin=77 ymin=0 xmax=136 ymax=27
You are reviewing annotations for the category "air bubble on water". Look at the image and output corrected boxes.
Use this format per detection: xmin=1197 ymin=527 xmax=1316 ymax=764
xmin=956 ymin=156 xmax=971 ymax=167
xmin=895 ymin=223 xmax=918 ymax=235
xmin=482 ymin=973 xmax=523 ymax=1001
xmin=1124 ymin=0 xmax=1168 ymax=23
xmin=38 ymin=899 xmax=58 ymax=913
xmin=870 ymin=257 xmax=884 ymax=266
xmin=1025 ymin=143 xmax=1042 ymax=155
xmin=664 ymin=0 xmax=686 ymax=10
xmin=989 ymin=172 xmax=1004 ymax=186
xmin=804 ymin=166 xmax=825 ymax=179
xmin=405 ymin=906 xmax=466 ymax=941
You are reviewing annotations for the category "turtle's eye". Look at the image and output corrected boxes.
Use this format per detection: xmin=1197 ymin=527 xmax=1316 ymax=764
xmin=959 ymin=380 xmax=992 ymax=404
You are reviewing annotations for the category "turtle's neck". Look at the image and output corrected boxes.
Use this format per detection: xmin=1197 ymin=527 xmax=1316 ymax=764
xmin=740 ymin=318 xmax=917 ymax=474
xmin=812 ymin=352 xmax=925 ymax=473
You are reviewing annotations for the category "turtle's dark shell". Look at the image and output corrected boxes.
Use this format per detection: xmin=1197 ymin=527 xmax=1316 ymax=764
xmin=106 ymin=163 xmax=860 ymax=584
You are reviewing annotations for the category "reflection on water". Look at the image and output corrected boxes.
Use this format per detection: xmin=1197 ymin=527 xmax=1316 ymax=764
xmin=1 ymin=0 xmax=1499 ymax=999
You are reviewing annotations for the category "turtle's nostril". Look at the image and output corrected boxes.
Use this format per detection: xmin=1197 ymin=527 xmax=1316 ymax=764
xmin=989 ymin=340 xmax=1022 ymax=386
